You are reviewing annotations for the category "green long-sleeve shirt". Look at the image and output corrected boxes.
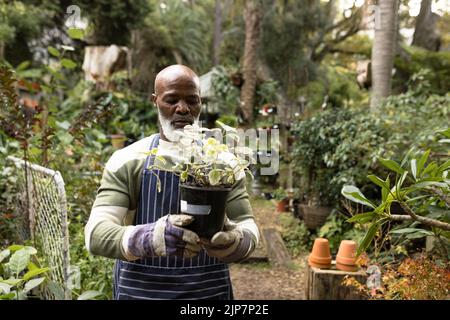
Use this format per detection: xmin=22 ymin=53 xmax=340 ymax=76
xmin=85 ymin=134 xmax=257 ymax=261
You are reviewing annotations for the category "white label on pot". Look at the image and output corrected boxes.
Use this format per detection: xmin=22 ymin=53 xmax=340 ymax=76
xmin=180 ymin=200 xmax=211 ymax=215
xmin=181 ymin=200 xmax=187 ymax=212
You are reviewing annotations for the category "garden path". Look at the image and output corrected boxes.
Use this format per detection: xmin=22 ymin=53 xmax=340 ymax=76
xmin=229 ymin=199 xmax=307 ymax=300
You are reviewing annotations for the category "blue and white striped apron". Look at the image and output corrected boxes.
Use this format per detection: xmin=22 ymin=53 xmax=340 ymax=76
xmin=113 ymin=134 xmax=233 ymax=300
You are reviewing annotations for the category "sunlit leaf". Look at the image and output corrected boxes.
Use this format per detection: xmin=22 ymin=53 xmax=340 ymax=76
xmin=0 ymin=250 xmax=10 ymax=264
xmin=381 ymin=176 xmax=390 ymax=202
xmin=61 ymin=58 xmax=77 ymax=69
xmin=0 ymin=293 xmax=15 ymax=300
xmin=417 ymin=150 xmax=430 ymax=177
xmin=47 ymin=46 xmax=60 ymax=57
xmin=411 ymin=159 xmax=417 ymax=180
xmin=7 ymin=245 xmax=24 ymax=252
xmin=23 ymin=267 xmax=50 ymax=281
xmin=208 ymin=169 xmax=222 ymax=186
xmin=390 ymin=228 xmax=433 ymax=235
xmin=7 ymin=249 xmax=31 ymax=275
xmin=24 ymin=277 xmax=45 ymax=293
xmin=437 ymin=128 xmax=450 ymax=139
xmin=347 ymin=212 xmax=375 ymax=224
xmin=61 ymin=45 xmax=75 ymax=51
xmin=67 ymin=28 xmax=84 ymax=40
xmin=0 ymin=283 xmax=11 ymax=295
xmin=357 ymin=222 xmax=379 ymax=256
xmin=16 ymin=61 xmax=31 ymax=71
xmin=368 ymin=174 xmax=389 ymax=190
xmin=378 ymin=158 xmax=406 ymax=175
xmin=341 ymin=185 xmax=376 ymax=209
xmin=180 ymin=171 xmax=188 ymax=182
xmin=2 ymin=278 xmax=22 ymax=286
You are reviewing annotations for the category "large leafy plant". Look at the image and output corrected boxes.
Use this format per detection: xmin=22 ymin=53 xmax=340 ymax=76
xmin=0 ymin=245 xmax=49 ymax=300
xmin=150 ymin=121 xmax=254 ymax=190
xmin=342 ymin=128 xmax=450 ymax=257
xmin=292 ymin=108 xmax=386 ymax=206
xmin=0 ymin=244 xmax=104 ymax=300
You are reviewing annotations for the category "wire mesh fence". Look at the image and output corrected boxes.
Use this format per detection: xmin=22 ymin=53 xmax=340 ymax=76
xmin=6 ymin=156 xmax=71 ymax=300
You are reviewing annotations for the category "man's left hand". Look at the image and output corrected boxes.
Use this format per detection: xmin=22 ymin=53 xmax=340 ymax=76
xmin=202 ymin=218 xmax=254 ymax=263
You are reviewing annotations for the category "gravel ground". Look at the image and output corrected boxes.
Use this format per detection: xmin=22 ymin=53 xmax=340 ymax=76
xmin=229 ymin=198 xmax=307 ymax=300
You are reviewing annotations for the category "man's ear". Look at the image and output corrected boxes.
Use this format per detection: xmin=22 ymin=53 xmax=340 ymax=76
xmin=151 ymin=94 xmax=157 ymax=106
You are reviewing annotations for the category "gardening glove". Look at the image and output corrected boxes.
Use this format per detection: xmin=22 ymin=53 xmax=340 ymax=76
xmin=202 ymin=218 xmax=255 ymax=263
xmin=127 ymin=214 xmax=202 ymax=259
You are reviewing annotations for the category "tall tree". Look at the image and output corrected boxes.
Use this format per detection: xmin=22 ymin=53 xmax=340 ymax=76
xmin=130 ymin=0 xmax=213 ymax=94
xmin=212 ymin=0 xmax=223 ymax=65
xmin=78 ymin=0 xmax=150 ymax=45
xmin=412 ymin=0 xmax=441 ymax=51
xmin=370 ymin=0 xmax=399 ymax=110
xmin=240 ymin=0 xmax=263 ymax=126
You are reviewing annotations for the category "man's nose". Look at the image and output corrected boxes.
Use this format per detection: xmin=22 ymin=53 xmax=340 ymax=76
xmin=175 ymin=100 xmax=189 ymax=114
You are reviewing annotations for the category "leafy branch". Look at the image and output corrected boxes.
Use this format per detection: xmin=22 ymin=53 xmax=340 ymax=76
xmin=342 ymin=128 xmax=450 ymax=255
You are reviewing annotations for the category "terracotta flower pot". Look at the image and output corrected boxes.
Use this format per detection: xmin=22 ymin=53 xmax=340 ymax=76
xmin=336 ymin=240 xmax=358 ymax=272
xmin=308 ymin=238 xmax=332 ymax=269
xmin=276 ymin=199 xmax=288 ymax=212
xmin=110 ymin=134 xmax=127 ymax=149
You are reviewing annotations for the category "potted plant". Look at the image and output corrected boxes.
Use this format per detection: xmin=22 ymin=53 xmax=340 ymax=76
xmin=149 ymin=121 xmax=254 ymax=238
xmin=298 ymin=174 xmax=333 ymax=230
xmin=109 ymin=115 xmax=128 ymax=149
xmin=273 ymin=187 xmax=289 ymax=213
xmin=110 ymin=132 xmax=127 ymax=148
xmin=292 ymin=116 xmax=336 ymax=228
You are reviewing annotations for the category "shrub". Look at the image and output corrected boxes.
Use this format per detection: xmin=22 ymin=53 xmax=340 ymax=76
xmin=343 ymin=253 xmax=450 ymax=300
xmin=382 ymin=254 xmax=450 ymax=300
xmin=69 ymin=223 xmax=114 ymax=299
xmin=292 ymin=108 xmax=385 ymax=206
xmin=278 ymin=213 xmax=311 ymax=257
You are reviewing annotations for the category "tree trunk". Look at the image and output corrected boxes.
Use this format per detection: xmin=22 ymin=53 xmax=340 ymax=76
xmin=305 ymin=262 xmax=367 ymax=300
xmin=130 ymin=30 xmax=158 ymax=97
xmin=213 ymin=0 xmax=223 ymax=66
xmin=370 ymin=0 xmax=399 ymax=111
xmin=240 ymin=0 xmax=263 ymax=126
xmin=412 ymin=0 xmax=441 ymax=51
xmin=0 ymin=41 xmax=4 ymax=60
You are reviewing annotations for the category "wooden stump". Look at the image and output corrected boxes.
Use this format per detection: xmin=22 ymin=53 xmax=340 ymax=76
xmin=305 ymin=261 xmax=367 ymax=300
xmin=262 ymin=228 xmax=292 ymax=268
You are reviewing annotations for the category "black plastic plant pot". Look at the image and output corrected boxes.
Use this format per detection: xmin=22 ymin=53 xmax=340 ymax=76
xmin=179 ymin=184 xmax=232 ymax=239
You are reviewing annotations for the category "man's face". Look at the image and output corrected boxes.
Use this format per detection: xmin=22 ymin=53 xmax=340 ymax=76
xmin=152 ymin=75 xmax=202 ymax=134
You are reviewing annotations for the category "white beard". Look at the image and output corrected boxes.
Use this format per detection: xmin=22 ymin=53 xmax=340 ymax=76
xmin=158 ymin=109 xmax=200 ymax=142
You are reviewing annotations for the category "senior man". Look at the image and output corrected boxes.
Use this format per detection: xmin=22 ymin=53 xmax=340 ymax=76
xmin=85 ymin=64 xmax=259 ymax=300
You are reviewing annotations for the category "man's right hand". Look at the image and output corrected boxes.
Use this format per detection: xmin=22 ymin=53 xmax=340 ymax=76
xmin=127 ymin=214 xmax=202 ymax=259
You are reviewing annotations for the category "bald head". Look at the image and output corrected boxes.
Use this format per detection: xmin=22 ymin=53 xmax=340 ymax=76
xmin=154 ymin=64 xmax=200 ymax=95
xmin=152 ymin=65 xmax=202 ymax=142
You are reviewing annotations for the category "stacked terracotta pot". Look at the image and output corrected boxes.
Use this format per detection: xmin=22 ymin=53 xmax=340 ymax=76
xmin=336 ymin=240 xmax=358 ymax=272
xmin=308 ymin=238 xmax=332 ymax=269
xmin=308 ymin=238 xmax=358 ymax=272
